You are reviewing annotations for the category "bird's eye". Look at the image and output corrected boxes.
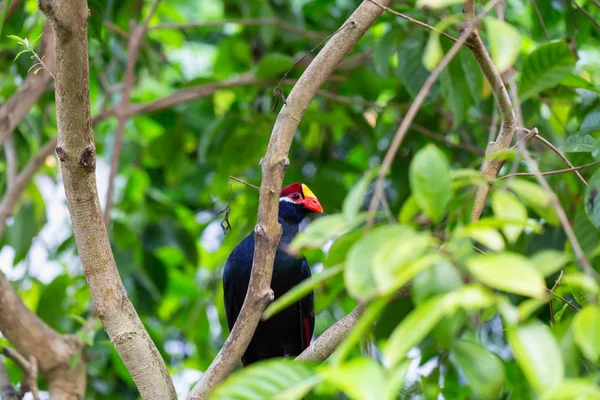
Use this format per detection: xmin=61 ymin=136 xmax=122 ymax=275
xmin=291 ymin=193 xmax=301 ymax=200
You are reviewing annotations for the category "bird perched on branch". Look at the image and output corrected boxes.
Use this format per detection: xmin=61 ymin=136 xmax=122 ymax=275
xmin=223 ymin=183 xmax=323 ymax=365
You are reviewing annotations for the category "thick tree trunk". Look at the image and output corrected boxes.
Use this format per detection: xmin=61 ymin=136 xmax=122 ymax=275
xmin=38 ymin=1 xmax=176 ymax=398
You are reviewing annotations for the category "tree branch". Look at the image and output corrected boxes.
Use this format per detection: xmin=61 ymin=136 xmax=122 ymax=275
xmin=3 ymin=136 xmax=17 ymax=190
xmin=499 ymin=160 xmax=600 ymax=179
xmin=462 ymin=0 xmax=517 ymax=221
xmin=38 ymin=0 xmax=176 ymax=398
xmin=149 ymin=18 xmax=326 ymax=40
xmin=0 ymin=359 xmax=19 ymax=400
xmin=0 ymin=272 xmax=85 ymax=398
xmin=0 ymin=23 xmax=54 ymax=147
xmin=2 ymin=348 xmax=39 ymax=400
xmin=187 ymin=1 xmax=392 ymax=398
xmin=0 ymin=139 xmax=56 ymax=238
xmin=368 ymin=0 xmax=501 ymax=225
xmin=104 ymin=0 xmax=160 ymax=228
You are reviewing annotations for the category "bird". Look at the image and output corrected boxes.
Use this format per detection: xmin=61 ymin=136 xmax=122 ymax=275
xmin=222 ymin=183 xmax=323 ymax=366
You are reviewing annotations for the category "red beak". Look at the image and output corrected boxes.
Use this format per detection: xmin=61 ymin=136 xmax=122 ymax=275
xmin=303 ymin=197 xmax=323 ymax=213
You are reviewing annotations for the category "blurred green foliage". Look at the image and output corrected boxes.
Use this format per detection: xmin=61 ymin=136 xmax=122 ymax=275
xmin=1 ymin=0 xmax=600 ymax=398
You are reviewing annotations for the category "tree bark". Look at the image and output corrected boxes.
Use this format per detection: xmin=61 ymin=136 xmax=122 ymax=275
xmin=0 ymin=272 xmax=85 ymax=399
xmin=187 ymin=1 xmax=391 ymax=399
xmin=38 ymin=1 xmax=176 ymax=398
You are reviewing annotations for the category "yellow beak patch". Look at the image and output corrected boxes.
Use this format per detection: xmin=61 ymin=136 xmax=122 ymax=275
xmin=301 ymin=183 xmax=317 ymax=200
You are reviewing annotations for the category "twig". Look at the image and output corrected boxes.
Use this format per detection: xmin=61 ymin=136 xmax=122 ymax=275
xmin=571 ymin=0 xmax=600 ymax=29
xmin=229 ymin=176 xmax=260 ymax=190
xmin=186 ymin=1 xmax=392 ymax=398
xmin=548 ymin=270 xmax=563 ymax=323
xmin=0 ymin=360 xmax=19 ymax=400
xmin=530 ymin=0 xmax=550 ymax=40
xmin=0 ymin=139 xmax=56 ymax=238
xmin=2 ymin=348 xmax=39 ymax=400
xmin=590 ymin=0 xmax=600 ymax=10
xmin=368 ymin=0 xmax=460 ymax=44
xmin=499 ymin=160 xmax=600 ymax=179
xmin=0 ymin=23 xmax=54 ymax=147
xmin=272 ymin=22 xmax=353 ymax=110
xmin=149 ymin=18 xmax=325 ymax=40
xmin=217 ymin=177 xmax=260 ymax=233
xmin=515 ymin=127 xmax=587 ymax=185
xmin=516 ymin=129 xmax=597 ymax=279
xmin=367 ymin=0 xmax=502 ymax=228
xmin=546 ymin=287 xmax=580 ymax=312
xmin=3 ymin=136 xmax=17 ymax=190
xmin=104 ymin=0 xmax=161 ymax=228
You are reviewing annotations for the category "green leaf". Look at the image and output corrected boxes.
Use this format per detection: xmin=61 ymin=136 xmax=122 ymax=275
xmin=385 ymin=285 xmax=494 ymax=366
xmin=584 ymin=168 xmax=600 ymax=229
xmin=484 ymin=17 xmax=522 ymax=74
xmin=343 ymin=170 xmax=376 ymax=222
xmin=7 ymin=34 xmax=27 ymax=45
xmin=14 ymin=49 xmax=29 ymax=61
xmin=325 ymin=229 xmax=363 ymax=266
xmin=345 ymin=225 xmax=407 ymax=301
xmin=531 ymin=250 xmax=570 ymax=277
xmin=290 ymin=213 xmax=367 ymax=252
xmin=580 ymin=110 xmax=600 ymax=136
xmin=520 ymin=41 xmax=577 ymax=100
xmin=457 ymin=225 xmax=505 ymax=251
xmin=450 ymin=340 xmax=506 ymax=398
xmin=398 ymin=195 xmax=421 ymax=223
xmin=412 ymin=261 xmax=463 ymax=305
xmin=573 ymin=305 xmax=600 ymax=362
xmin=409 ymin=144 xmax=452 ymax=223
xmin=560 ymin=74 xmax=600 ymax=95
xmin=540 ymin=379 xmax=600 ymax=400
xmin=256 ymin=53 xmax=294 ymax=79
xmin=507 ymin=323 xmax=564 ymax=392
xmin=563 ymin=134 xmax=595 ymax=152
xmin=416 ymin=0 xmax=463 ymax=8
xmin=209 ymin=359 xmax=319 ymax=400
xmin=465 ymin=253 xmax=546 ymax=298
xmin=263 ymin=264 xmax=343 ymax=320
xmin=440 ymin=41 xmax=471 ymax=129
xmin=323 ymin=358 xmax=387 ymax=400
xmin=563 ymin=272 xmax=599 ymax=306
xmin=491 ymin=191 xmax=528 ymax=243
xmin=5 ymin=202 xmax=42 ymax=264
xmin=507 ymin=178 xmax=558 ymax=225
xmin=422 ymin=32 xmax=442 ymax=71
xmin=398 ymin=32 xmax=433 ymax=100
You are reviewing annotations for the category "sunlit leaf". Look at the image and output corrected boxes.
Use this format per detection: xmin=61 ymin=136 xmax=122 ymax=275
xmin=531 ymin=250 xmax=570 ymax=277
xmin=422 ymin=32 xmax=442 ymax=71
xmin=484 ymin=17 xmax=522 ymax=74
xmin=290 ymin=213 xmax=367 ymax=252
xmin=507 ymin=323 xmax=564 ymax=392
xmin=323 ymin=358 xmax=387 ymax=400
xmin=409 ymin=144 xmax=452 ymax=223
xmin=491 ymin=191 xmax=528 ymax=243
xmin=465 ymin=253 xmax=546 ymax=298
xmin=343 ymin=169 xmax=377 ymax=222
xmin=450 ymin=340 xmax=506 ymax=398
xmin=573 ymin=305 xmax=600 ymax=362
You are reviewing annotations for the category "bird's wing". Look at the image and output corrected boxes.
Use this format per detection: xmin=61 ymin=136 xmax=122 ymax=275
xmin=300 ymin=257 xmax=315 ymax=349
xmin=223 ymin=258 xmax=241 ymax=332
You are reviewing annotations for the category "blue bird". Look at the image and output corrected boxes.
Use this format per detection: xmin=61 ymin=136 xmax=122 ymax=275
xmin=223 ymin=183 xmax=323 ymax=365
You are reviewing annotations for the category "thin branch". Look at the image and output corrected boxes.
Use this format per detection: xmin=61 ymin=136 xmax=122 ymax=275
xmin=149 ymin=18 xmax=326 ymax=40
xmin=591 ymin=0 xmax=600 ymax=10
xmin=515 ymin=127 xmax=587 ymax=185
xmin=229 ymin=176 xmax=260 ymax=190
xmin=368 ymin=0 xmax=460 ymax=44
xmin=296 ymin=304 xmax=366 ymax=362
xmin=546 ymin=288 xmax=581 ymax=312
xmin=517 ymin=128 xmax=597 ymax=279
xmin=571 ymin=0 xmax=600 ymax=29
xmin=530 ymin=0 xmax=550 ymax=40
xmin=463 ymin=0 xmax=517 ymax=221
xmin=367 ymin=0 xmax=502 ymax=227
xmin=499 ymin=160 xmax=600 ymax=179
xmin=2 ymin=348 xmax=39 ymax=400
xmin=0 ymin=139 xmax=56 ymax=238
xmin=0 ymin=23 xmax=54 ymax=147
xmin=187 ymin=1 xmax=392 ymax=398
xmin=0 ymin=360 xmax=19 ymax=400
xmin=548 ymin=270 xmax=563 ymax=323
xmin=39 ymin=0 xmax=176 ymax=397
xmin=104 ymin=0 xmax=161 ymax=228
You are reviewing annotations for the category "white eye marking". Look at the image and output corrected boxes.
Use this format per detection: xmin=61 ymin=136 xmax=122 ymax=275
xmin=279 ymin=197 xmax=296 ymax=204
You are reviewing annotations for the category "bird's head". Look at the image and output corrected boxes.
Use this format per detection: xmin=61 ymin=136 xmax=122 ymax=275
xmin=279 ymin=183 xmax=323 ymax=223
